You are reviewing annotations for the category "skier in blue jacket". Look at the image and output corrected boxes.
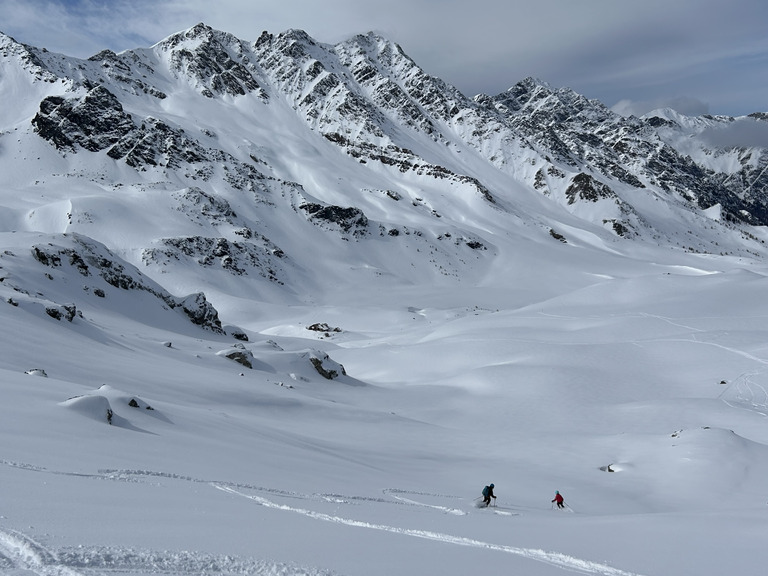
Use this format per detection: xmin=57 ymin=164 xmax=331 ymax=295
xmin=482 ymin=483 xmax=496 ymax=506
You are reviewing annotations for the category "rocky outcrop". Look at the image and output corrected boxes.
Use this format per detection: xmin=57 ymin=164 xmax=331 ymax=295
xmin=106 ymin=117 xmax=208 ymax=168
xmin=32 ymin=84 xmax=136 ymax=152
xmin=217 ymin=343 xmax=255 ymax=369
xmin=308 ymin=350 xmax=346 ymax=380
xmin=299 ymin=202 xmax=369 ymax=236
xmin=30 ymin=234 xmax=225 ymax=333
xmin=143 ymin=235 xmax=286 ymax=283
xmin=565 ymin=173 xmax=618 ymax=204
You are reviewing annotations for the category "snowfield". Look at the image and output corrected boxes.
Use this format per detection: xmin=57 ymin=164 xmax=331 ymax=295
xmin=2 ymin=231 xmax=768 ymax=575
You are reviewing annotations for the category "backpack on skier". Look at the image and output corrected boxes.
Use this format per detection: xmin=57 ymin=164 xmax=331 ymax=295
xmin=481 ymin=483 xmax=495 ymax=506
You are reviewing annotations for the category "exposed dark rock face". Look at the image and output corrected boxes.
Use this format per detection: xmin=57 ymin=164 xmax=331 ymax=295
xmin=173 ymin=188 xmax=236 ymax=221
xmin=159 ymin=23 xmax=268 ymax=99
xmin=32 ymin=85 xmax=136 ymax=152
xmin=487 ymin=77 xmax=768 ymax=225
xmin=31 ymin=235 xmax=225 ymax=333
xmin=144 ymin=235 xmax=286 ymax=284
xmin=45 ymin=303 xmax=78 ymax=322
xmin=89 ymin=49 xmax=168 ymax=99
xmin=178 ymin=292 xmax=223 ymax=331
xmin=107 ymin=118 xmax=208 ymax=168
xmin=299 ymin=203 xmax=369 ymax=236
xmin=309 ymin=351 xmax=346 ymax=380
xmin=218 ymin=343 xmax=255 ymax=368
xmin=566 ymin=173 xmax=618 ymax=204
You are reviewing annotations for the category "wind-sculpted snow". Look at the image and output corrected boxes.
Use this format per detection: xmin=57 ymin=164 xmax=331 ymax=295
xmin=0 ymin=528 xmax=85 ymax=576
xmin=0 ymin=528 xmax=337 ymax=576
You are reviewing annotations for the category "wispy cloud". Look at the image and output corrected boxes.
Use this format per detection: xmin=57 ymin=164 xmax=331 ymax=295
xmin=699 ymin=118 xmax=768 ymax=149
xmin=611 ymin=97 xmax=710 ymax=118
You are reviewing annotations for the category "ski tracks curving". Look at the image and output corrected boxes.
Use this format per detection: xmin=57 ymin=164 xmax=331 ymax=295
xmin=0 ymin=461 xmax=648 ymax=576
xmin=382 ymin=488 xmax=466 ymax=515
xmin=215 ymin=484 xmax=647 ymax=576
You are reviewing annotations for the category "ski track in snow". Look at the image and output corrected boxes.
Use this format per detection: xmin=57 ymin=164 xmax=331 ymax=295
xmin=213 ymin=485 xmax=645 ymax=576
xmin=0 ymin=462 xmax=648 ymax=576
xmin=382 ymin=488 xmax=466 ymax=515
xmin=617 ymin=311 xmax=768 ymax=419
xmin=720 ymin=369 xmax=768 ymax=416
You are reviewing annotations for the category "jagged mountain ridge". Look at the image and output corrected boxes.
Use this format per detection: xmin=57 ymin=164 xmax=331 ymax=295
xmin=1 ymin=22 xmax=768 ymax=326
xmin=489 ymin=79 xmax=768 ymax=225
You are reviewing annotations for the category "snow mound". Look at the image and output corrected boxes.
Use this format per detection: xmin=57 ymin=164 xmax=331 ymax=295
xmin=59 ymin=385 xmax=169 ymax=429
xmin=60 ymin=393 xmax=113 ymax=424
xmin=621 ymin=427 xmax=768 ymax=509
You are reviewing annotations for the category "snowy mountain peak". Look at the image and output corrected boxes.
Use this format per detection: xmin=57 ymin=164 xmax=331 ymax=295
xmin=0 ymin=30 xmax=59 ymax=83
xmin=153 ymin=22 xmax=267 ymax=99
xmin=2 ymin=23 xmax=768 ymax=305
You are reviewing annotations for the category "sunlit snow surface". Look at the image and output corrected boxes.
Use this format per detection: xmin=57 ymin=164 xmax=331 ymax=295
xmin=3 ymin=227 xmax=768 ymax=575
xmin=2 ymin=26 xmax=768 ymax=576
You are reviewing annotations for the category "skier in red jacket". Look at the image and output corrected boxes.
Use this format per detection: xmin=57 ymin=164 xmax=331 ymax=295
xmin=552 ymin=490 xmax=565 ymax=509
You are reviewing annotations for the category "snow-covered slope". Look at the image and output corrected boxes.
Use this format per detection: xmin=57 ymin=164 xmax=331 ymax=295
xmin=1 ymin=23 xmax=768 ymax=576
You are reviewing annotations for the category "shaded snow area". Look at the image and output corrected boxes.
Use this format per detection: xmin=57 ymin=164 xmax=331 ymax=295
xmin=1 ymin=22 xmax=768 ymax=576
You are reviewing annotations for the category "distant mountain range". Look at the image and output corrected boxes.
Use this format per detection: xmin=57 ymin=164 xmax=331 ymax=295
xmin=1 ymin=22 xmax=767 ymax=327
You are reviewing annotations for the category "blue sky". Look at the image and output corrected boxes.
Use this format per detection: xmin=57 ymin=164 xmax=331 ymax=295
xmin=1 ymin=0 xmax=766 ymax=117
